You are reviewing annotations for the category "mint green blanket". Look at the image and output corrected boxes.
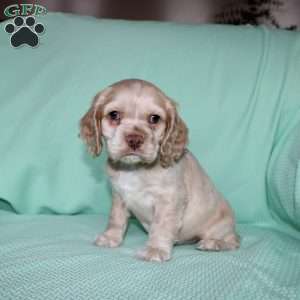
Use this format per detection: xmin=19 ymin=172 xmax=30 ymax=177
xmin=0 ymin=214 xmax=299 ymax=300
xmin=0 ymin=13 xmax=300 ymax=299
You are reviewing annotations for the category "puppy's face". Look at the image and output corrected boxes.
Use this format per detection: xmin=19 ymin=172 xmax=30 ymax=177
xmin=80 ymin=79 xmax=188 ymax=167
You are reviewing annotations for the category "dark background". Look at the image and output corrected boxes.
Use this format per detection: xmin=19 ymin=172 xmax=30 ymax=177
xmin=1 ymin=0 xmax=299 ymax=29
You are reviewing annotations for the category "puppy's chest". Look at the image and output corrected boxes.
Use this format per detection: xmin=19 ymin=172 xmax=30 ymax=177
xmin=111 ymin=172 xmax=154 ymax=226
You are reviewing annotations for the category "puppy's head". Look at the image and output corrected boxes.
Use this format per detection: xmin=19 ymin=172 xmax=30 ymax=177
xmin=80 ymin=79 xmax=188 ymax=168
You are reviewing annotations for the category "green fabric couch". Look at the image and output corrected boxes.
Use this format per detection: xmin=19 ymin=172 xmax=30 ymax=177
xmin=0 ymin=13 xmax=300 ymax=299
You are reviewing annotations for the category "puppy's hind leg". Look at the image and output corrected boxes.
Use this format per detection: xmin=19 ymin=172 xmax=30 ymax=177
xmin=197 ymin=227 xmax=240 ymax=251
xmin=196 ymin=202 xmax=240 ymax=251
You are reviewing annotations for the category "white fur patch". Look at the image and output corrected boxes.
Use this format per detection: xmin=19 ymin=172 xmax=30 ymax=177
xmin=112 ymin=171 xmax=154 ymax=231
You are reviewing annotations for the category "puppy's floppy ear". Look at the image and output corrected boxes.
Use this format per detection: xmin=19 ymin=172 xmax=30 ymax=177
xmin=80 ymin=87 xmax=112 ymax=156
xmin=159 ymin=99 xmax=188 ymax=168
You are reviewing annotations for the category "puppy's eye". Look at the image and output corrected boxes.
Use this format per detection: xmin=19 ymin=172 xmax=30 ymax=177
xmin=108 ymin=111 xmax=120 ymax=121
xmin=148 ymin=114 xmax=160 ymax=124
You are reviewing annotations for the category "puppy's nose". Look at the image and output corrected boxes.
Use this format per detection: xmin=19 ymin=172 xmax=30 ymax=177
xmin=126 ymin=134 xmax=144 ymax=151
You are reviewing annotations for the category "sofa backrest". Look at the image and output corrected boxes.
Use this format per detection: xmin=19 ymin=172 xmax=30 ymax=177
xmin=0 ymin=13 xmax=299 ymax=229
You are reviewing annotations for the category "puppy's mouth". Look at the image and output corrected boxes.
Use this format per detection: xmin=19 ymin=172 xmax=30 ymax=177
xmin=125 ymin=150 xmax=143 ymax=156
xmin=116 ymin=149 xmax=157 ymax=165
xmin=121 ymin=148 xmax=145 ymax=161
xmin=107 ymin=141 xmax=159 ymax=165
xmin=120 ymin=154 xmax=143 ymax=164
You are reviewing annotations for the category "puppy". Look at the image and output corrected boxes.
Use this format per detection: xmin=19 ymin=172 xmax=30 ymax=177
xmin=80 ymin=79 xmax=239 ymax=262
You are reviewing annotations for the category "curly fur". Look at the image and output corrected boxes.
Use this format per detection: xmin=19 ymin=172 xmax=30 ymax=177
xmin=80 ymin=88 xmax=112 ymax=156
xmin=79 ymin=79 xmax=239 ymax=262
xmin=160 ymin=102 xmax=188 ymax=168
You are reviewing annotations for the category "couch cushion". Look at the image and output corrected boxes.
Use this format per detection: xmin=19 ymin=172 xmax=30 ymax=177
xmin=0 ymin=13 xmax=300 ymax=226
xmin=0 ymin=214 xmax=300 ymax=300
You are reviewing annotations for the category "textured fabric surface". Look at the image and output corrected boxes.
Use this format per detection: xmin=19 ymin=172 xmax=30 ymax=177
xmin=0 ymin=13 xmax=299 ymax=227
xmin=268 ymin=119 xmax=300 ymax=230
xmin=0 ymin=214 xmax=300 ymax=300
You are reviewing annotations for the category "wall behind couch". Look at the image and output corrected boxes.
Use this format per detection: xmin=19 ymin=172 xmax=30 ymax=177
xmin=1 ymin=0 xmax=299 ymax=29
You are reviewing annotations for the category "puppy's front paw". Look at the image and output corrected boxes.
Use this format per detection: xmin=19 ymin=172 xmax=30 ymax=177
xmin=94 ymin=233 xmax=122 ymax=248
xmin=136 ymin=246 xmax=171 ymax=262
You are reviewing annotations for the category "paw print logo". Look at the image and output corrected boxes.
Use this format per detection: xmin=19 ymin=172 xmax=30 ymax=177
xmin=4 ymin=16 xmax=45 ymax=48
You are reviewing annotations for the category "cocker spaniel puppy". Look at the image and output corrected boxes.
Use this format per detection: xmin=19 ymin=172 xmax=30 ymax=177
xmin=80 ymin=79 xmax=239 ymax=262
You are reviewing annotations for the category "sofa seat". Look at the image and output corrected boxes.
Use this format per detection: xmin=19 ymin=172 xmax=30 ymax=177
xmin=1 ymin=213 xmax=300 ymax=300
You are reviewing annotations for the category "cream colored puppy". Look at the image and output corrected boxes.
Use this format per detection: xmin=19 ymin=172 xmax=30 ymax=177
xmin=80 ymin=79 xmax=239 ymax=262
